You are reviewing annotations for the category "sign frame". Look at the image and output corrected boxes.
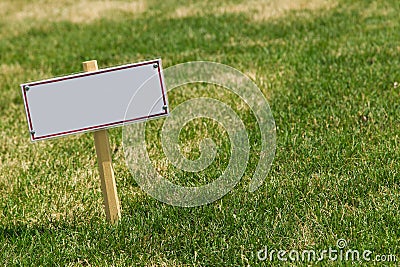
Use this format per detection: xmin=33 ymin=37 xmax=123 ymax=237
xmin=21 ymin=58 xmax=168 ymax=141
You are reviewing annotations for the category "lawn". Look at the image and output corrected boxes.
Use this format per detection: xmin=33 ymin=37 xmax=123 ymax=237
xmin=0 ymin=0 xmax=399 ymax=265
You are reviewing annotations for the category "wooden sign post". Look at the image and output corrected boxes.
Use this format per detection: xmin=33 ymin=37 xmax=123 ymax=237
xmin=82 ymin=60 xmax=120 ymax=223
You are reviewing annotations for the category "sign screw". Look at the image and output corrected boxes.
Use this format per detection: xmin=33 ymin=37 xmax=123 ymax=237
xmin=24 ymin=85 xmax=30 ymax=91
xmin=153 ymin=63 xmax=158 ymax=69
xmin=163 ymin=105 xmax=168 ymax=111
xmin=30 ymin=130 xmax=35 ymax=135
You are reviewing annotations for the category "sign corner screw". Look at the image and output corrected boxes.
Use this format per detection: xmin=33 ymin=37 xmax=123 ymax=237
xmin=153 ymin=63 xmax=158 ymax=69
xmin=24 ymin=85 xmax=30 ymax=91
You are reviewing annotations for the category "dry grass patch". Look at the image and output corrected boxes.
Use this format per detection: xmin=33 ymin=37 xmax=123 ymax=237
xmin=174 ymin=0 xmax=338 ymax=21
xmin=0 ymin=0 xmax=146 ymax=37
xmin=0 ymin=63 xmax=24 ymax=75
xmin=6 ymin=0 xmax=146 ymax=23
xmin=360 ymin=1 xmax=397 ymax=18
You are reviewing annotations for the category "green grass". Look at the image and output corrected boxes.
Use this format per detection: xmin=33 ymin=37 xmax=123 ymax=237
xmin=0 ymin=0 xmax=399 ymax=265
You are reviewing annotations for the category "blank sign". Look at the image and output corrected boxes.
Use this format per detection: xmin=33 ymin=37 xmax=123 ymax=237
xmin=21 ymin=59 xmax=168 ymax=141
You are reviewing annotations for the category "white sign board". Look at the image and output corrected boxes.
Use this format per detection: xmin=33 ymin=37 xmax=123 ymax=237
xmin=21 ymin=59 xmax=168 ymax=141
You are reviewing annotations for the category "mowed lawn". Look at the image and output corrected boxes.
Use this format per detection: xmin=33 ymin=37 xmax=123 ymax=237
xmin=0 ymin=0 xmax=399 ymax=265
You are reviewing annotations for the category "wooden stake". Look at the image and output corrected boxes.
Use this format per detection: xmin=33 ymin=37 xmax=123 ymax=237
xmin=82 ymin=60 xmax=121 ymax=223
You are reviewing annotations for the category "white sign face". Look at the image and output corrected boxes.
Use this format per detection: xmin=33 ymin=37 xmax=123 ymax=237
xmin=21 ymin=59 xmax=168 ymax=141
